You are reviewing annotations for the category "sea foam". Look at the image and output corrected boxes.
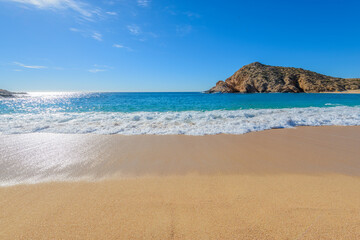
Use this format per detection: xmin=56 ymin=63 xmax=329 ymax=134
xmin=0 ymin=106 xmax=359 ymax=135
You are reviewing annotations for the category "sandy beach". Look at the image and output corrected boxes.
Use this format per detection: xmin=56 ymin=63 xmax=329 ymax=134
xmin=323 ymin=89 xmax=360 ymax=94
xmin=3 ymin=0 xmax=360 ymax=239
xmin=341 ymin=89 xmax=360 ymax=93
xmin=1 ymin=126 xmax=360 ymax=239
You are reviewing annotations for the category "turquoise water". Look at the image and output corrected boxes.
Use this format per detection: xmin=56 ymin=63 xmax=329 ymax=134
xmin=1 ymin=92 xmax=360 ymax=114
xmin=1 ymin=92 xmax=360 ymax=135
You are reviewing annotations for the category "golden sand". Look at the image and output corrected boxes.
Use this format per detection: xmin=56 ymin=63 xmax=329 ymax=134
xmin=1 ymin=175 xmax=360 ymax=239
xmin=1 ymin=126 xmax=360 ymax=239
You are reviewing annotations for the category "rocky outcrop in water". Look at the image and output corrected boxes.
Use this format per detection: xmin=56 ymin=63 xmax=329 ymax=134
xmin=0 ymin=89 xmax=15 ymax=98
xmin=0 ymin=89 xmax=26 ymax=98
xmin=206 ymin=62 xmax=360 ymax=93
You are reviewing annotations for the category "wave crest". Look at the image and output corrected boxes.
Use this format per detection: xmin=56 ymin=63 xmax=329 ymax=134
xmin=1 ymin=106 xmax=360 ymax=135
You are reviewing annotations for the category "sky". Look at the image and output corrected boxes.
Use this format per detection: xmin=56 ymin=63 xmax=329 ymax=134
xmin=0 ymin=0 xmax=360 ymax=92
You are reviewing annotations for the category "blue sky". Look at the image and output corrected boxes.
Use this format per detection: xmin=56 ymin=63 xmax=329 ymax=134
xmin=0 ymin=0 xmax=360 ymax=92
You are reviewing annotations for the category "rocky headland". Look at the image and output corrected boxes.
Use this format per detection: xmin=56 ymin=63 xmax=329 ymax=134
xmin=206 ymin=62 xmax=360 ymax=93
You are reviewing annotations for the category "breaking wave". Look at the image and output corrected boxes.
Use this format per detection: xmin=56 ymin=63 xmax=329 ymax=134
xmin=1 ymin=106 xmax=359 ymax=135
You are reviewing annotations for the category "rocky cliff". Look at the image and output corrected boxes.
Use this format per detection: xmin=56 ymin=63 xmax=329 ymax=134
xmin=206 ymin=62 xmax=360 ymax=93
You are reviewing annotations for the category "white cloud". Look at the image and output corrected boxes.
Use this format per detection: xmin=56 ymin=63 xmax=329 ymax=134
xmin=106 ymin=11 xmax=117 ymax=15
xmin=6 ymin=0 xmax=96 ymax=20
xmin=69 ymin=27 xmax=81 ymax=32
xmin=91 ymin=32 xmax=102 ymax=41
xmin=13 ymin=61 xmax=47 ymax=69
xmin=88 ymin=68 xmax=106 ymax=73
xmin=113 ymin=44 xmax=132 ymax=51
xmin=127 ymin=24 xmax=141 ymax=35
xmin=137 ymin=0 xmax=150 ymax=7
xmin=113 ymin=44 xmax=124 ymax=48
xmin=88 ymin=64 xmax=112 ymax=73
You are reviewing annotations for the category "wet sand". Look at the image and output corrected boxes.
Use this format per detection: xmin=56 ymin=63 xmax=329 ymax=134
xmin=1 ymin=126 xmax=360 ymax=239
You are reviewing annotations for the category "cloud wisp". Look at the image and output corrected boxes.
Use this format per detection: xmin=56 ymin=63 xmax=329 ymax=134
xmin=91 ymin=32 xmax=102 ymax=41
xmin=88 ymin=68 xmax=106 ymax=73
xmin=6 ymin=0 xmax=99 ymax=21
xmin=14 ymin=61 xmax=47 ymax=69
xmin=113 ymin=44 xmax=132 ymax=51
xmin=69 ymin=27 xmax=81 ymax=32
xmin=69 ymin=28 xmax=104 ymax=42
xmin=127 ymin=24 xmax=141 ymax=35
xmin=106 ymin=11 xmax=117 ymax=16
xmin=137 ymin=0 xmax=150 ymax=7
xmin=88 ymin=64 xmax=112 ymax=73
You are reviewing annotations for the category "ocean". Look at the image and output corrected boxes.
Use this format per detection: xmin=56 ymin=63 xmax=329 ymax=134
xmin=1 ymin=92 xmax=360 ymax=135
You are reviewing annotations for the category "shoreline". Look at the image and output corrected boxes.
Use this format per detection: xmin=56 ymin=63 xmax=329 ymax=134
xmin=1 ymin=126 xmax=360 ymax=239
xmin=321 ymin=89 xmax=360 ymax=94
xmin=1 ymin=126 xmax=360 ymax=186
